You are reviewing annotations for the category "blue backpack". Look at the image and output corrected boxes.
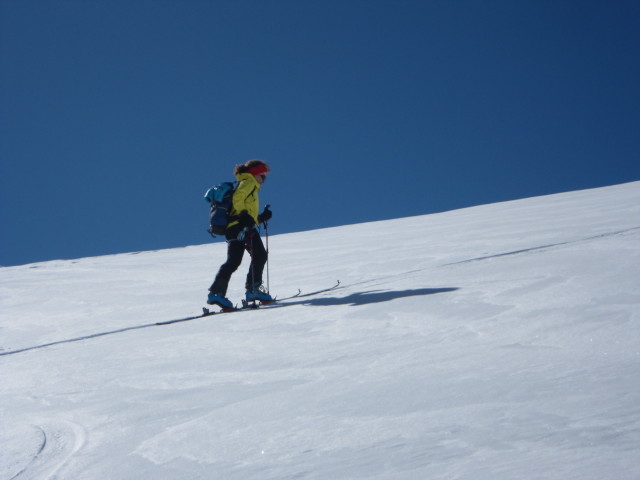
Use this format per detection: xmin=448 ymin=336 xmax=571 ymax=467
xmin=204 ymin=181 xmax=237 ymax=236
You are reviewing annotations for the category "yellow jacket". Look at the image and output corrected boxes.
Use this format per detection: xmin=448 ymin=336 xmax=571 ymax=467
xmin=228 ymin=172 xmax=261 ymax=228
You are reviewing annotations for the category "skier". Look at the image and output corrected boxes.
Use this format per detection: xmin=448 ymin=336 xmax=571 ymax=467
xmin=207 ymin=159 xmax=273 ymax=309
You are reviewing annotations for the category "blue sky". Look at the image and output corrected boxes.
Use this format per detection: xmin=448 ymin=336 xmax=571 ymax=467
xmin=1 ymin=0 xmax=639 ymax=267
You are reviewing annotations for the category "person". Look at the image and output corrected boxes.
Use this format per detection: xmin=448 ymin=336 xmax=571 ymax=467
xmin=207 ymin=159 xmax=273 ymax=309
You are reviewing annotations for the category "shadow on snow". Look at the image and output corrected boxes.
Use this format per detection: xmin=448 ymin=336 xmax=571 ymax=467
xmin=284 ymin=287 xmax=459 ymax=307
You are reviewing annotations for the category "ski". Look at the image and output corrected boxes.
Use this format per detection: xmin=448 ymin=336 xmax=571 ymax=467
xmin=236 ymin=280 xmax=341 ymax=308
xmin=178 ymin=280 xmax=343 ymax=322
xmin=156 ymin=302 xmax=257 ymax=324
xmin=282 ymin=280 xmax=341 ymax=300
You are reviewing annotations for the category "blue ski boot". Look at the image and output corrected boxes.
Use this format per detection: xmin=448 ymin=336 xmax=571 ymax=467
xmin=207 ymin=292 xmax=234 ymax=310
xmin=245 ymin=283 xmax=273 ymax=305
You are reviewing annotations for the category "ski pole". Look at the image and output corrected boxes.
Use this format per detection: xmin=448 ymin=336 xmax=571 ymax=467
xmin=264 ymin=219 xmax=270 ymax=293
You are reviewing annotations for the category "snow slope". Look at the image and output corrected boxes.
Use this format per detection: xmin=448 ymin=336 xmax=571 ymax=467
xmin=1 ymin=182 xmax=639 ymax=480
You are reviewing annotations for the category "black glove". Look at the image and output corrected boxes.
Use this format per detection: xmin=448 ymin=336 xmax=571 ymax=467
xmin=238 ymin=210 xmax=255 ymax=228
xmin=258 ymin=206 xmax=272 ymax=224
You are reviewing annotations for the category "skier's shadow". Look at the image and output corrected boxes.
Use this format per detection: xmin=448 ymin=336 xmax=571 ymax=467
xmin=286 ymin=287 xmax=458 ymax=307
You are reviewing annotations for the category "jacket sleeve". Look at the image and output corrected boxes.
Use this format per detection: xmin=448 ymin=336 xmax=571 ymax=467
xmin=231 ymin=179 xmax=259 ymax=222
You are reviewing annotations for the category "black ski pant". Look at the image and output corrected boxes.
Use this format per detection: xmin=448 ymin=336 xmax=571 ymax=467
xmin=210 ymin=228 xmax=267 ymax=296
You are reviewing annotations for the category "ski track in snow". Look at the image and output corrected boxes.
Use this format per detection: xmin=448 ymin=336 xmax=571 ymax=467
xmin=3 ymin=225 xmax=636 ymax=357
xmin=2 ymin=421 xmax=85 ymax=480
xmin=0 ymin=282 xmax=343 ymax=357
xmin=443 ymin=226 xmax=640 ymax=266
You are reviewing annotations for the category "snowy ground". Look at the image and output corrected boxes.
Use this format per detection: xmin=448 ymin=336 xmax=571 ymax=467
xmin=1 ymin=182 xmax=639 ymax=480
